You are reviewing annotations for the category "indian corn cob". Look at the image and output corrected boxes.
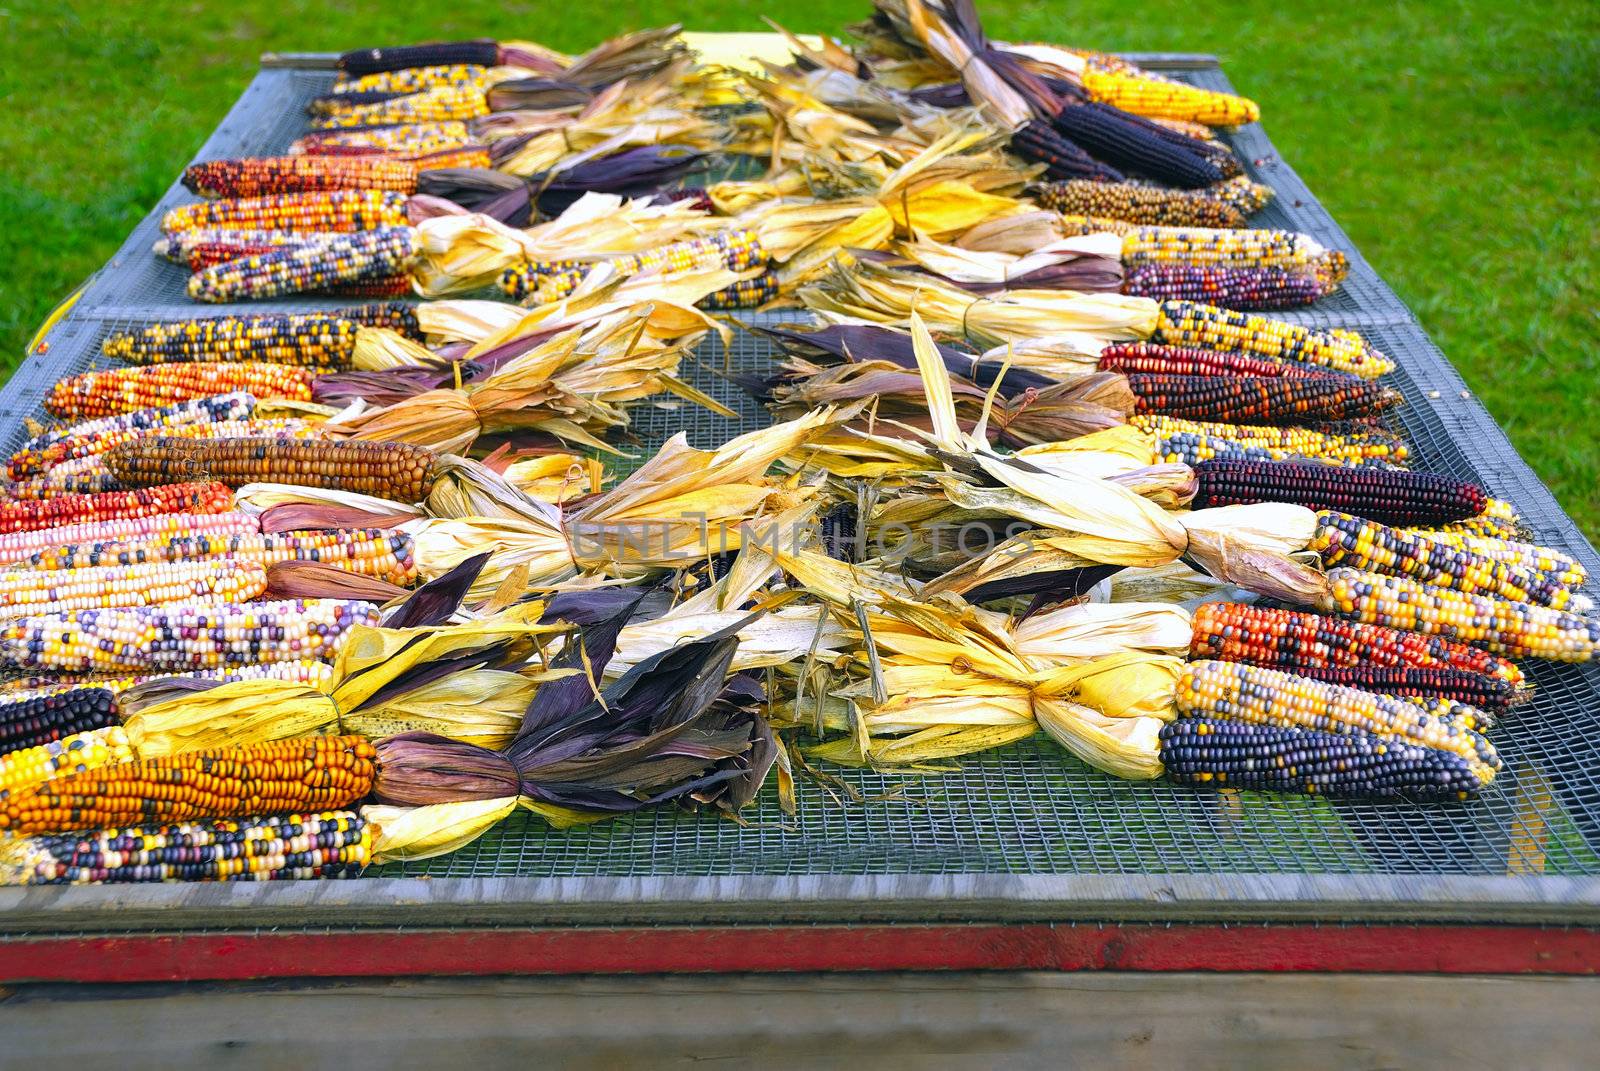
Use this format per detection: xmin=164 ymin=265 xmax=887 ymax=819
xmin=101 ymin=309 xmax=373 ymax=372
xmin=161 ymin=190 xmax=409 ymax=235
xmin=1176 ymin=659 xmax=1499 ymax=781
xmin=1189 ymin=601 xmax=1525 ymax=686
xmin=7 ymin=419 xmax=318 ymax=501
xmin=1205 ymin=175 xmax=1274 ymax=216
xmin=1313 ymin=511 xmax=1583 ymax=609
xmin=0 ymin=660 xmax=334 ymax=706
xmin=0 ymin=483 xmax=234 ymax=537
xmin=0 ymin=512 xmax=258 ymax=566
xmin=0 ymin=735 xmax=378 ymax=836
xmin=0 ymin=599 xmax=382 ymax=675
xmin=156 ymin=231 xmax=329 ymax=274
xmin=106 ymin=437 xmax=439 ymax=503
xmin=1128 ymin=374 xmax=1400 ymax=424
xmin=188 ymin=227 xmax=419 ymax=302
xmin=1079 ymin=67 xmax=1260 ymax=127
xmin=22 ymin=528 xmax=416 ymax=587
xmin=1034 ymin=179 xmax=1248 ymax=228
xmin=1051 ymin=102 xmax=1239 ymax=188
xmin=1193 ymin=459 xmax=1485 ymax=526
xmin=1402 ymin=530 xmax=1587 ymax=589
xmin=309 ymin=86 xmax=489 ymax=129
xmin=337 ymin=41 xmax=501 ymax=75
xmin=0 ymin=726 xmax=134 ymax=797
xmin=333 ymin=63 xmax=490 ymax=95
xmin=1135 ymin=415 xmax=1409 ymax=467
xmin=183 ymin=156 xmax=419 ymax=198
xmin=1122 ymin=263 xmax=1335 ymax=310
xmin=46 ymin=364 xmax=316 ymax=420
xmin=2 ymin=809 xmax=370 ymax=885
xmin=1152 ymin=301 xmax=1394 ymax=378
xmin=1159 ymin=717 xmax=1482 ymax=799
xmin=1098 ymin=342 xmax=1338 ymax=379
xmin=496 ymin=229 xmax=769 ymax=303
xmin=1318 ymin=568 xmax=1600 ymax=662
xmin=1117 ymin=225 xmax=1343 ymax=272
xmin=291 ymin=121 xmax=475 ymax=157
xmin=700 ymin=270 xmax=781 ymax=311
xmin=0 ymin=560 xmax=269 ymax=618
xmin=8 ymin=392 xmax=257 ymax=479
xmin=0 ymin=689 xmax=121 ymax=757
xmin=1287 ymin=666 xmax=1522 ymax=716
xmin=1011 ymin=120 xmax=1126 ymax=182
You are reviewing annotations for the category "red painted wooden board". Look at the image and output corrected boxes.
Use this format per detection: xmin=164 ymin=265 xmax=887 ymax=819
xmin=1 ymin=924 xmax=1596 ymax=983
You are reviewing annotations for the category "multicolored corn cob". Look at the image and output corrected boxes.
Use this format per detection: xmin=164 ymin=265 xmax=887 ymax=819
xmin=1035 ymin=179 xmax=1247 ymax=227
xmin=1127 ymin=374 xmax=1399 ymax=424
xmin=105 ymin=437 xmax=439 ymax=503
xmin=183 ymin=156 xmax=419 ymax=198
xmin=0 ymin=689 xmax=121 ymax=757
xmin=161 ymin=190 xmax=409 ymax=235
xmin=1431 ymin=504 xmax=1528 ymax=542
xmin=496 ymin=229 xmax=769 ymax=303
xmin=1152 ymin=301 xmax=1394 ymax=379
xmin=1114 ymin=225 xmax=1339 ymax=272
xmin=1123 ymin=263 xmax=1335 ymax=310
xmin=309 ymin=86 xmax=489 ymax=129
xmin=333 ymin=63 xmax=490 ymax=95
xmin=0 ymin=736 xmax=378 ymax=836
xmin=0 ymin=660 xmax=334 ymax=706
xmin=0 ymin=511 xmax=258 ymax=567
xmin=7 ymin=420 xmax=317 ymax=501
xmin=154 ymin=228 xmax=319 ymax=266
xmin=1204 ymin=176 xmax=1274 ymax=216
xmin=103 ymin=310 xmax=366 ymax=367
xmin=0 ymin=726 xmax=134 ymax=797
xmin=0 ymin=560 xmax=269 ymax=618
xmin=46 ymin=364 xmax=316 ymax=420
xmin=1098 ymin=342 xmax=1337 ymax=379
xmin=1313 ymin=511 xmax=1582 ymax=609
xmin=1189 ymin=601 xmax=1525 ymax=686
xmin=0 ymin=483 xmax=235 ymax=537
xmin=1135 ymin=415 xmax=1409 ymax=467
xmin=1159 ymin=718 xmax=1483 ymax=799
xmin=1176 ymin=659 xmax=1499 ymax=781
xmin=1318 ymin=568 xmax=1600 ymax=662
xmin=1286 ymin=666 xmax=1523 ymax=716
xmin=188 ymin=227 xmax=419 ymax=302
xmin=291 ymin=121 xmax=475 ymax=157
xmin=8 ymin=392 xmax=256 ymax=480
xmin=2 ymin=809 xmax=370 ymax=885
xmin=22 ymin=528 xmax=416 ymax=587
xmin=338 ymin=301 xmax=422 ymax=336
xmin=0 ymin=599 xmax=382 ymax=674
xmin=700 ymin=270 xmax=781 ymax=310
xmin=1079 ymin=67 xmax=1260 ymax=126
xmin=1192 ymin=459 xmax=1485 ymax=526
xmin=1401 ymin=531 xmax=1587 ymax=590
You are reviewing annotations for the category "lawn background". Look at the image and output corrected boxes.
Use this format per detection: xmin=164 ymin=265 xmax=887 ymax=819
xmin=3 ymin=1 xmax=1596 ymax=537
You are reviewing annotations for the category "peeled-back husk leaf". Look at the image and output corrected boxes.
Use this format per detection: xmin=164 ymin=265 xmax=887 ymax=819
xmin=122 ymin=678 xmax=339 ymax=758
xmin=365 ymin=797 xmax=521 ymax=863
xmin=1034 ymin=698 xmax=1164 ymax=780
xmin=1013 ymin=601 xmax=1194 ymax=662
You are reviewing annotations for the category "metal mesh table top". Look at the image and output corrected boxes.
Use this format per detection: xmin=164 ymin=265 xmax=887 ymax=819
xmin=3 ymin=54 xmax=1597 ymax=922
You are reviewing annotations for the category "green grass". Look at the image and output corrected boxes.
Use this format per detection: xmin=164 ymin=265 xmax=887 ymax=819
xmin=4 ymin=0 xmax=1597 ymax=537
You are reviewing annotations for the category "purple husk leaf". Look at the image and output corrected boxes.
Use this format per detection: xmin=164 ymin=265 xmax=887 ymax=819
xmin=384 ymin=552 xmax=492 ymax=629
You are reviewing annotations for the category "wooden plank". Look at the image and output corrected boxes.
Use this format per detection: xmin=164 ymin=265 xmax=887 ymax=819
xmin=2 ymin=872 xmax=1597 ymax=934
xmin=0 ymin=972 xmax=1592 ymax=1070
xmin=0 ymin=923 xmax=1596 ymax=983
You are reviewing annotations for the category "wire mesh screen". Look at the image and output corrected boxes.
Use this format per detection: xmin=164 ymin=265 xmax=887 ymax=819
xmin=8 ymin=56 xmax=1598 ymax=887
